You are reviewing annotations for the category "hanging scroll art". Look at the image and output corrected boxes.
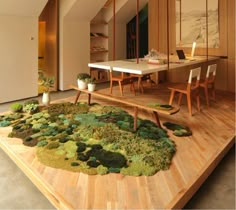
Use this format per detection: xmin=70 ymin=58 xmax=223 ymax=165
xmin=176 ymin=0 xmax=219 ymax=48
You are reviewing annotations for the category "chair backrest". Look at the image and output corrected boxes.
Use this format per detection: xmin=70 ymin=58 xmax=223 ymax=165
xmin=109 ymin=67 xmax=125 ymax=80
xmin=206 ymin=64 xmax=217 ymax=80
xmin=188 ymin=67 xmax=201 ymax=84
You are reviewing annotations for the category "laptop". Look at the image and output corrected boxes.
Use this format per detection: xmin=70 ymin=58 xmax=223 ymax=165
xmin=176 ymin=50 xmax=195 ymax=61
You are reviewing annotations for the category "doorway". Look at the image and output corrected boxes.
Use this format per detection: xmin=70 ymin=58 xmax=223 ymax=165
xmin=126 ymin=3 xmax=148 ymax=59
xmin=38 ymin=0 xmax=59 ymax=94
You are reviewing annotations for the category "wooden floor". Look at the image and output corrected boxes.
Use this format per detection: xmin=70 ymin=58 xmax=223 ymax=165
xmin=0 ymin=83 xmax=235 ymax=209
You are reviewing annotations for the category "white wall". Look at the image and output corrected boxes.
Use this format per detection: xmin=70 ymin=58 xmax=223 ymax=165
xmin=0 ymin=15 xmax=38 ymax=103
xmin=60 ymin=20 xmax=90 ymax=90
xmin=59 ymin=0 xmax=107 ymax=90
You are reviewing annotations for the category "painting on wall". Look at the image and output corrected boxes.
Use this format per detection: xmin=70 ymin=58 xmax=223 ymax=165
xmin=176 ymin=0 xmax=219 ymax=48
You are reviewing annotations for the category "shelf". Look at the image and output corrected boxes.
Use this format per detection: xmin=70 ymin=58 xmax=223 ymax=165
xmin=90 ymin=33 xmax=108 ymax=39
xmin=90 ymin=35 xmax=108 ymax=39
xmin=90 ymin=50 xmax=108 ymax=54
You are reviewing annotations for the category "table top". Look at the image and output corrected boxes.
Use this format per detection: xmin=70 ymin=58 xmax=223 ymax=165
xmin=88 ymin=56 xmax=219 ymax=75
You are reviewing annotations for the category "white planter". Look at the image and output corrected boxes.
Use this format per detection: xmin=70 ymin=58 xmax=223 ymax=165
xmin=42 ymin=92 xmax=50 ymax=106
xmin=88 ymin=83 xmax=96 ymax=92
xmin=77 ymin=79 xmax=87 ymax=90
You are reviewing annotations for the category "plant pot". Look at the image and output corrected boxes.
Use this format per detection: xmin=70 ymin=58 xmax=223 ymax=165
xmin=77 ymin=79 xmax=88 ymax=90
xmin=42 ymin=92 xmax=50 ymax=106
xmin=88 ymin=83 xmax=96 ymax=92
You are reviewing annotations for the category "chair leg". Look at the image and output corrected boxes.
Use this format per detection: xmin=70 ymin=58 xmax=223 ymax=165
xmin=187 ymin=92 xmax=192 ymax=116
xmin=212 ymin=86 xmax=216 ymax=101
xmin=118 ymin=81 xmax=123 ymax=96
xmin=204 ymin=86 xmax=210 ymax=106
xmin=178 ymin=93 xmax=183 ymax=105
xmin=110 ymin=80 xmax=113 ymax=94
xmin=196 ymin=90 xmax=201 ymax=112
xmin=131 ymin=81 xmax=136 ymax=96
xmin=169 ymin=90 xmax=175 ymax=105
xmin=138 ymin=77 xmax=144 ymax=93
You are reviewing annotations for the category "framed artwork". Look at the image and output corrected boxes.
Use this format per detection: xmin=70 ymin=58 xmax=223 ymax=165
xmin=176 ymin=0 xmax=219 ymax=48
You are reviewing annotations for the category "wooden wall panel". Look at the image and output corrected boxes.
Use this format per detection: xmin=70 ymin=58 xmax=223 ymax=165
xmin=148 ymin=0 xmax=235 ymax=92
xmin=227 ymin=0 xmax=235 ymax=92
xmin=39 ymin=0 xmax=59 ymax=90
xmin=148 ymin=0 xmax=159 ymax=51
xmin=149 ymin=0 xmax=176 ymax=83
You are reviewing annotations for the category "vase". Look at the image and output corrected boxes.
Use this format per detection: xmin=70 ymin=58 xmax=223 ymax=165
xmin=77 ymin=79 xmax=88 ymax=90
xmin=42 ymin=92 xmax=50 ymax=106
xmin=88 ymin=83 xmax=96 ymax=92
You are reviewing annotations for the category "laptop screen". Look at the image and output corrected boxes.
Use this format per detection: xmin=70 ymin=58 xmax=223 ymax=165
xmin=176 ymin=50 xmax=186 ymax=60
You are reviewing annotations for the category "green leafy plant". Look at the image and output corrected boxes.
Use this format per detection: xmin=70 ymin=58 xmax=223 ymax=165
xmin=23 ymin=103 xmax=39 ymax=114
xmin=10 ymin=103 xmax=23 ymax=112
xmin=77 ymin=73 xmax=91 ymax=81
xmin=40 ymin=75 xmax=55 ymax=92
xmin=86 ymin=77 xmax=96 ymax=84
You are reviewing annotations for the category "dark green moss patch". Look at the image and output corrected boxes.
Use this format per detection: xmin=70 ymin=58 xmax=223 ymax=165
xmin=71 ymin=162 xmax=80 ymax=167
xmin=163 ymin=122 xmax=192 ymax=137
xmin=77 ymin=153 xmax=90 ymax=161
xmin=76 ymin=142 xmax=87 ymax=152
xmin=0 ymin=102 xmax=179 ymax=176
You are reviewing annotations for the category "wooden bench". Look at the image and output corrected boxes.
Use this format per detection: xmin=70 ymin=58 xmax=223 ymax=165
xmin=70 ymin=85 xmax=179 ymax=131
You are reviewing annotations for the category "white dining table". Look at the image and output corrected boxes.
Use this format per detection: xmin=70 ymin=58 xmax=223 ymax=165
xmin=88 ymin=56 xmax=219 ymax=75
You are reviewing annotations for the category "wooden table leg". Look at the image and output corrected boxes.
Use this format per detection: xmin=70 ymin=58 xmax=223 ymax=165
xmin=153 ymin=111 xmax=161 ymax=128
xmin=74 ymin=90 xmax=81 ymax=104
xmin=133 ymin=107 xmax=138 ymax=131
xmin=88 ymin=93 xmax=91 ymax=105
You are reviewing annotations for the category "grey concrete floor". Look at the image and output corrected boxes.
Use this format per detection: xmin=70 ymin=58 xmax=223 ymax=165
xmin=0 ymin=89 xmax=235 ymax=209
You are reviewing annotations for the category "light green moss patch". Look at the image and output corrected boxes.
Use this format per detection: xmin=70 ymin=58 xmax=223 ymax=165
xmin=1 ymin=102 xmax=177 ymax=176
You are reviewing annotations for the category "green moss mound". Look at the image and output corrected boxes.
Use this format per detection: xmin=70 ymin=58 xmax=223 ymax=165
xmin=163 ymin=122 xmax=192 ymax=137
xmin=0 ymin=102 xmax=178 ymax=176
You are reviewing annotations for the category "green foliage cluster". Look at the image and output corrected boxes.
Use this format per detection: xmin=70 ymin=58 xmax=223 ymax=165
xmin=163 ymin=122 xmax=192 ymax=137
xmin=39 ymin=73 xmax=55 ymax=92
xmin=0 ymin=113 xmax=24 ymax=127
xmin=0 ymin=102 xmax=178 ymax=176
xmin=137 ymin=120 xmax=168 ymax=140
xmin=10 ymin=103 xmax=23 ymax=113
xmin=48 ymin=102 xmax=89 ymax=116
xmin=148 ymin=103 xmax=173 ymax=111
xmin=23 ymin=104 xmax=39 ymax=114
xmin=77 ymin=73 xmax=91 ymax=81
xmin=24 ymin=100 xmax=39 ymax=106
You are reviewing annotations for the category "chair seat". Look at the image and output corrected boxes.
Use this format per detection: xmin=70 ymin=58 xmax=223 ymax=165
xmin=110 ymin=72 xmax=135 ymax=96
xmin=168 ymin=67 xmax=201 ymax=116
xmin=199 ymin=80 xmax=214 ymax=87
xmin=168 ymin=83 xmax=187 ymax=92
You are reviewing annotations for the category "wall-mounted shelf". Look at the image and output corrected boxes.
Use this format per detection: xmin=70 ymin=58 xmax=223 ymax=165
xmin=90 ymin=12 xmax=109 ymax=83
xmin=90 ymin=50 xmax=108 ymax=54
xmin=90 ymin=34 xmax=108 ymax=39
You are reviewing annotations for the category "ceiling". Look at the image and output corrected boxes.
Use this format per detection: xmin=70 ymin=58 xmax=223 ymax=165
xmin=0 ymin=0 xmax=48 ymax=16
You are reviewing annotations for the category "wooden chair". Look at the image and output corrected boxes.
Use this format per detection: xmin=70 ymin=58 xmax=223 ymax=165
xmin=199 ymin=64 xmax=217 ymax=106
xmin=130 ymin=74 xmax=144 ymax=93
xmin=109 ymin=68 xmax=136 ymax=96
xmin=168 ymin=67 xmax=201 ymax=116
xmin=130 ymin=73 xmax=153 ymax=94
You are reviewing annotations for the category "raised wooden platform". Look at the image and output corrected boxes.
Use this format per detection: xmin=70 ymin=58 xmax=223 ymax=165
xmin=0 ymin=85 xmax=235 ymax=209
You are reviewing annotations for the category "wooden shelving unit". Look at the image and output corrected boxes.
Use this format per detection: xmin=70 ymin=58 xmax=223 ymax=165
xmin=90 ymin=14 xmax=109 ymax=83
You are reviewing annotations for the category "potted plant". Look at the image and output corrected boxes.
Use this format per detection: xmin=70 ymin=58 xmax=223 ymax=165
xmin=86 ymin=77 xmax=96 ymax=92
xmin=77 ymin=73 xmax=91 ymax=90
xmin=41 ymin=75 xmax=55 ymax=106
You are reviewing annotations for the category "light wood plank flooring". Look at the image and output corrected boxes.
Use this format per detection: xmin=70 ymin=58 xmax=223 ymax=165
xmin=0 ymin=83 xmax=235 ymax=209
